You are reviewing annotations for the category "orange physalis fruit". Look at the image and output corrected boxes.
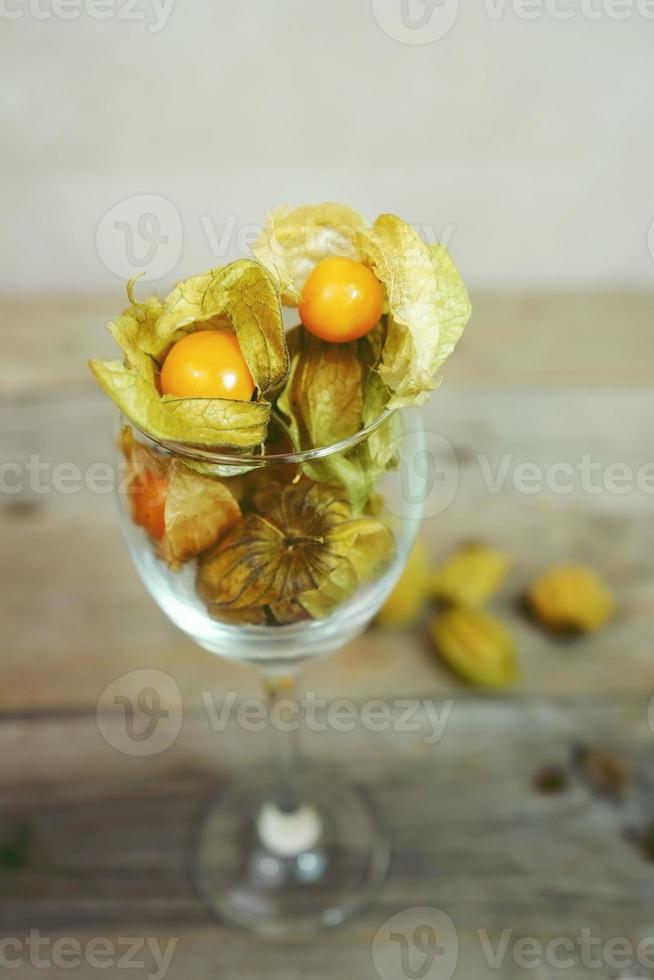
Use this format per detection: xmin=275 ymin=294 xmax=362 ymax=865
xmin=299 ymin=257 xmax=384 ymax=344
xmin=160 ymin=329 xmax=255 ymax=401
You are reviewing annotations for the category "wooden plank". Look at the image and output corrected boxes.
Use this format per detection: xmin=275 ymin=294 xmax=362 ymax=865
xmin=1 ymin=384 xmax=653 ymax=710
xmin=449 ymin=291 xmax=654 ymax=385
xmin=0 ymin=698 xmax=651 ymax=978
xmin=1 ymin=292 xmax=653 ymax=395
xmin=0 ymin=296 xmax=117 ymax=398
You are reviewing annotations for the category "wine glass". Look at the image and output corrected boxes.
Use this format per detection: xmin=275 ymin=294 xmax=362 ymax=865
xmin=114 ymin=407 xmax=427 ymax=938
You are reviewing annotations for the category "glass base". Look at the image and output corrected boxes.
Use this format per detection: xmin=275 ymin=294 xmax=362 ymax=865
xmin=192 ymin=764 xmax=391 ymax=939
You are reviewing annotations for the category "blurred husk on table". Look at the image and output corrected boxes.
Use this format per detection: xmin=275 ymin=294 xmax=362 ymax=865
xmin=376 ymin=540 xmax=615 ymax=690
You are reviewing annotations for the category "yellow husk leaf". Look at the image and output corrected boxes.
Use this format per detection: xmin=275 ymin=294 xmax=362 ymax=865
xmin=90 ymin=259 xmax=287 ymax=448
xmin=299 ymin=559 xmax=359 ymax=619
xmin=120 ymin=428 xmax=242 ymax=567
xmin=358 ymin=215 xmax=471 ymax=409
xmin=430 ymin=544 xmax=512 ymax=608
xmin=430 ymin=607 xmax=519 ymax=689
xmin=155 ymin=259 xmax=289 ymax=395
xmin=120 ymin=425 xmax=167 ymax=485
xmin=160 ymin=459 xmax=242 ymax=568
xmin=91 ymin=358 xmax=270 ymax=448
xmin=276 ymin=325 xmax=399 ymax=511
xmin=253 ymin=205 xmax=471 ymax=409
xmin=252 ymin=202 xmax=368 ymax=305
xmin=377 ymin=540 xmax=431 ymax=628
xmin=197 ymin=482 xmax=394 ymax=615
xmin=528 ymin=564 xmax=614 ymax=633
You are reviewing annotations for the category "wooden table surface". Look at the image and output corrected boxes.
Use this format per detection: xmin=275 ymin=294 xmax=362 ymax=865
xmin=1 ymin=291 xmax=653 ymax=978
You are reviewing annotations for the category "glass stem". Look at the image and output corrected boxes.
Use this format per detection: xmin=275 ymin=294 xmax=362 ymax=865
xmin=265 ymin=675 xmax=303 ymax=814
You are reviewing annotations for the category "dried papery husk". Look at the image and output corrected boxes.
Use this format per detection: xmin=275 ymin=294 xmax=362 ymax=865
xmin=197 ymin=482 xmax=394 ymax=620
xmin=91 ymin=260 xmax=288 ymax=449
xmin=430 ymin=607 xmax=519 ymax=689
xmin=430 ymin=544 xmax=512 ymax=608
xmin=528 ymin=564 xmax=614 ymax=634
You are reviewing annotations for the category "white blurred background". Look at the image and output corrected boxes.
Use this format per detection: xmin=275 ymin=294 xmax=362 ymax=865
xmin=1 ymin=0 xmax=653 ymax=295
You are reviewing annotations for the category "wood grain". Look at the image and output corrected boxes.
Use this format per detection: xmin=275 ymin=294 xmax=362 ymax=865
xmin=0 ymin=699 xmax=651 ymax=977
xmin=2 ymin=292 xmax=653 ymax=395
xmin=1 ymin=292 xmax=653 ymax=710
xmin=1 ymin=381 xmax=653 ymax=710
xmin=0 ymin=292 xmax=653 ymax=975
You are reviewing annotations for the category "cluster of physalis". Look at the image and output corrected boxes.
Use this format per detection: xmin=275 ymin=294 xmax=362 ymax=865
xmin=90 ymin=203 xmax=472 ymax=626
